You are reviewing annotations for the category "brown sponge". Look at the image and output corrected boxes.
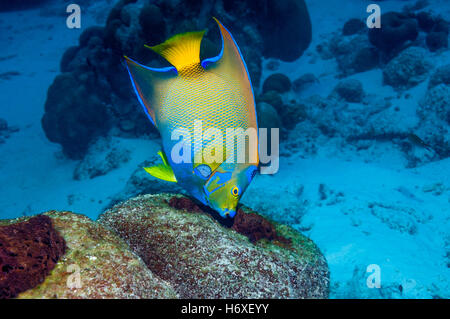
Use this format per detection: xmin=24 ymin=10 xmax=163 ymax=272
xmin=232 ymin=208 xmax=291 ymax=244
xmin=0 ymin=215 xmax=66 ymax=299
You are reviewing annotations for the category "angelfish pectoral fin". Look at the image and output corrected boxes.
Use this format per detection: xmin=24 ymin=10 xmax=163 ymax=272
xmin=143 ymin=151 xmax=177 ymax=183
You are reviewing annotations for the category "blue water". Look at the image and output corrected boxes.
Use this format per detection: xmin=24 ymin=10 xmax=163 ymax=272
xmin=0 ymin=0 xmax=449 ymax=298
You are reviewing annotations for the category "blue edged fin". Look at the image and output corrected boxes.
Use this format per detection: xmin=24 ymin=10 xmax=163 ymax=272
xmin=201 ymin=18 xmax=256 ymax=110
xmin=124 ymin=56 xmax=178 ymax=128
xmin=143 ymin=150 xmax=177 ymax=182
xmin=145 ymin=31 xmax=205 ymax=71
xmin=201 ymin=18 xmax=259 ymax=165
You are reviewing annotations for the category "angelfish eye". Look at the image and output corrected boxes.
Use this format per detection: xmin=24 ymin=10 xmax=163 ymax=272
xmin=231 ymin=186 xmax=240 ymax=197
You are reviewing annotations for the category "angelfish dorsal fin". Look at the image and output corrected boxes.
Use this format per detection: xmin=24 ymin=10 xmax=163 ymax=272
xmin=143 ymin=151 xmax=177 ymax=183
xmin=146 ymin=31 xmax=205 ymax=71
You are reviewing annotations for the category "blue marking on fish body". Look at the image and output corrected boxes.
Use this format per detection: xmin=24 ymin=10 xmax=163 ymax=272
xmin=246 ymin=165 xmax=258 ymax=183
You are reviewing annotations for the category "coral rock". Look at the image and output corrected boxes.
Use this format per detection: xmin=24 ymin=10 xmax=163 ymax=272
xmin=429 ymin=64 xmax=450 ymax=88
xmin=331 ymin=79 xmax=364 ymax=103
xmin=417 ymin=84 xmax=450 ymax=159
xmin=432 ymin=17 xmax=449 ymax=35
xmin=383 ymin=47 xmax=431 ymax=89
xmin=257 ymin=90 xmax=283 ymax=111
xmin=325 ymin=34 xmax=379 ymax=76
xmin=256 ymin=102 xmax=282 ymax=132
xmin=352 ymin=47 xmax=380 ymax=73
xmin=292 ymin=73 xmax=319 ymax=92
xmin=263 ymin=73 xmax=292 ymax=94
xmin=416 ymin=11 xmax=435 ymax=32
xmin=98 ymin=193 xmax=329 ymax=298
xmin=73 ymin=137 xmax=130 ymax=180
xmin=260 ymin=0 xmax=312 ymax=62
xmin=139 ymin=4 xmax=166 ymax=45
xmin=343 ymin=18 xmax=366 ymax=36
xmin=41 ymin=73 xmax=111 ymax=159
xmin=426 ymin=31 xmax=448 ymax=52
xmin=105 ymin=158 xmax=184 ymax=210
xmin=280 ymin=101 xmax=308 ymax=130
xmin=0 ymin=0 xmax=49 ymax=12
xmin=368 ymin=12 xmax=419 ymax=53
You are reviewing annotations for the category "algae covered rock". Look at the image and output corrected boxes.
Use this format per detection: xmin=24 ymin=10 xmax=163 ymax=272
xmin=5 ymin=212 xmax=177 ymax=299
xmin=383 ymin=46 xmax=432 ymax=89
xmin=417 ymin=84 xmax=450 ymax=158
xmin=73 ymin=137 xmax=130 ymax=180
xmin=324 ymin=33 xmax=380 ymax=76
xmin=98 ymin=193 xmax=329 ymax=299
xmin=331 ymin=79 xmax=365 ymax=103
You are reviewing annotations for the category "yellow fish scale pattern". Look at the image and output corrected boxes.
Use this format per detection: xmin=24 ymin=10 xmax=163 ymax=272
xmin=157 ymin=63 xmax=250 ymax=158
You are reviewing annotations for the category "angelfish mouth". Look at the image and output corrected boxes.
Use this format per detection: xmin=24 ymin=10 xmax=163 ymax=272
xmin=223 ymin=209 xmax=236 ymax=218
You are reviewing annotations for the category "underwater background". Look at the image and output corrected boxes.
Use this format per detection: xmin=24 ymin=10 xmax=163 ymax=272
xmin=0 ymin=0 xmax=449 ymax=298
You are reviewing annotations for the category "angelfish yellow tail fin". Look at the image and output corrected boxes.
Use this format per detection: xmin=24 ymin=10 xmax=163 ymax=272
xmin=143 ymin=151 xmax=177 ymax=183
xmin=145 ymin=31 xmax=205 ymax=71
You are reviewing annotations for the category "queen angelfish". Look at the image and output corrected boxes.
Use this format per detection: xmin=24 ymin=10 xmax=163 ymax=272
xmin=124 ymin=18 xmax=259 ymax=218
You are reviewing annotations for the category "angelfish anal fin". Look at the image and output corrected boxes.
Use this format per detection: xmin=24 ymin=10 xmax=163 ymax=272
xmin=143 ymin=151 xmax=177 ymax=183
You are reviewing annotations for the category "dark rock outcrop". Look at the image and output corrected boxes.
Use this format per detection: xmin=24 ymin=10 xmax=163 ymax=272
xmin=259 ymin=0 xmax=312 ymax=62
xmin=41 ymin=73 xmax=112 ymax=159
xmin=369 ymin=12 xmax=419 ymax=53
xmin=343 ymin=19 xmax=366 ymax=36
xmin=416 ymin=11 xmax=435 ymax=32
xmin=263 ymin=73 xmax=292 ymax=94
xmin=426 ymin=31 xmax=448 ymax=52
